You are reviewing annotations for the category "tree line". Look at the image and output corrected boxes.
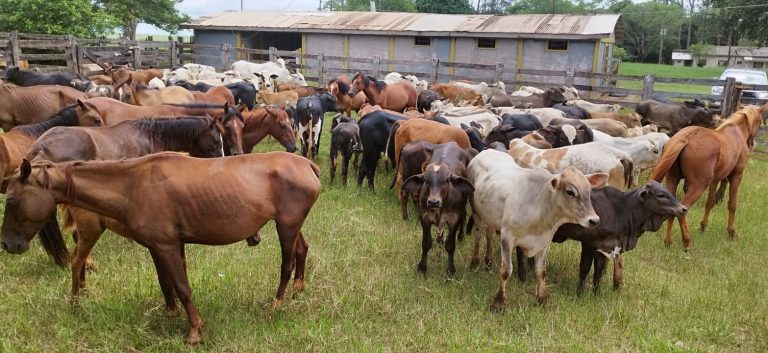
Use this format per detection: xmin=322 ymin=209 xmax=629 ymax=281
xmin=1 ymin=0 xmax=765 ymax=65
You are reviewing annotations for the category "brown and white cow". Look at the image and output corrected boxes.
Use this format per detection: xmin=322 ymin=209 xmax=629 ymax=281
xmin=402 ymin=142 xmax=474 ymax=275
xmin=468 ymin=149 xmax=607 ymax=309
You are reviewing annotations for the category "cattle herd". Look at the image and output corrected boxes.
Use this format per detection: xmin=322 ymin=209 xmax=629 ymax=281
xmin=0 ymin=58 xmax=765 ymax=345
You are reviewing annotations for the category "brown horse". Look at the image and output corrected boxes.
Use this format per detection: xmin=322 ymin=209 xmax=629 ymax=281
xmin=0 ymin=84 xmax=86 ymax=131
xmin=115 ymin=76 xmax=194 ymax=106
xmin=651 ymin=105 xmax=765 ymax=250
xmin=328 ymin=76 xmax=367 ymax=116
xmin=242 ymin=107 xmax=297 ymax=153
xmin=105 ymin=66 xmax=163 ymax=85
xmin=190 ymin=85 xmax=236 ymax=106
xmin=75 ymin=98 xmax=245 ymax=155
xmin=26 ymin=117 xmax=223 ymax=290
xmin=349 ymin=73 xmax=416 ymax=113
xmin=1 ymin=152 xmax=321 ymax=345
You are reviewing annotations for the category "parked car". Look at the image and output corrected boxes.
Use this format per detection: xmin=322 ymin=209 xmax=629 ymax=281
xmin=711 ymin=68 xmax=768 ymax=101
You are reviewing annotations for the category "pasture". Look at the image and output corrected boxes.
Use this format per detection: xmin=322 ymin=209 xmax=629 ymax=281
xmin=617 ymin=63 xmax=729 ymax=95
xmin=0 ymin=117 xmax=767 ymax=352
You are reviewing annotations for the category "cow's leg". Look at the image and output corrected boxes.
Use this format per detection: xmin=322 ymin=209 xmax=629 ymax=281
xmin=417 ymin=218 xmax=433 ymax=274
xmin=341 ymin=148 xmax=351 ymax=187
xmin=484 ymin=228 xmax=494 ymax=269
xmin=726 ymin=172 xmax=744 ymax=239
xmin=533 ymin=247 xmax=549 ymax=304
xmin=612 ymin=253 xmax=624 ymax=290
xmin=149 ymin=244 xmax=203 ymax=345
xmin=292 ymin=231 xmax=309 ymax=292
xmin=399 ymin=183 xmax=410 ymax=221
xmin=515 ymin=246 xmax=526 ymax=282
xmin=444 ymin=221 xmax=458 ymax=275
xmin=592 ymin=253 xmax=606 ymax=294
xmin=491 ymin=228 xmax=514 ymax=312
xmin=470 ymin=215 xmax=482 ymax=268
xmin=329 ymin=142 xmax=338 ymax=185
xmin=700 ymin=181 xmax=720 ymax=232
xmin=577 ymin=244 xmax=594 ymax=296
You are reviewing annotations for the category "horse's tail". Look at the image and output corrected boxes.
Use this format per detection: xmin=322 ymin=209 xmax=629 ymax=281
xmin=38 ymin=210 xmax=69 ymax=267
xmin=650 ymin=136 xmax=689 ymax=182
xmin=620 ymin=158 xmax=634 ymax=189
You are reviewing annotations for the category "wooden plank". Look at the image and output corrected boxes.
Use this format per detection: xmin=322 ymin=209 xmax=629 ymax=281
xmin=179 ymin=43 xmax=224 ymax=50
xmin=324 ymin=55 xmax=373 ymax=64
xmin=21 ymin=53 xmax=68 ymax=60
xmin=653 ymin=91 xmax=721 ymax=101
xmin=574 ymin=71 xmax=645 ymax=82
xmin=572 ymin=85 xmax=643 ymax=96
xmin=17 ymin=40 xmax=71 ymax=48
xmin=438 ymin=61 xmax=496 ymax=70
xmin=517 ymin=68 xmax=567 ymax=77
xmin=27 ymin=65 xmax=70 ymax=72
xmin=381 ymin=58 xmax=431 ymax=66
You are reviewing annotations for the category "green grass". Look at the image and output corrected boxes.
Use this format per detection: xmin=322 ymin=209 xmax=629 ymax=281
xmin=1 ymin=119 xmax=768 ymax=352
xmin=617 ymin=63 xmax=729 ymax=96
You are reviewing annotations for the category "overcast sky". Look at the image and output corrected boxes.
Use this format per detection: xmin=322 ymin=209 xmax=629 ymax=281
xmin=138 ymin=0 xmax=323 ymax=35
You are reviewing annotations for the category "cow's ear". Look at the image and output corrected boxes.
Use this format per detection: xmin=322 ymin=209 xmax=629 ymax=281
xmin=403 ymin=175 xmax=424 ymax=195
xmin=638 ymin=186 xmax=649 ymax=201
xmin=19 ymin=159 xmax=32 ymax=181
xmin=270 ymin=74 xmax=279 ymax=80
xmin=450 ymin=175 xmax=474 ymax=195
xmin=585 ymin=172 xmax=609 ymax=189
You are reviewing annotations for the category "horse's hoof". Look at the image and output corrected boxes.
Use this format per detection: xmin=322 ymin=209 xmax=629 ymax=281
xmin=699 ymin=224 xmax=707 ymax=233
xmin=165 ymin=306 xmax=181 ymax=318
xmin=84 ymin=258 xmax=97 ymax=271
xmin=446 ymin=265 xmax=456 ymax=276
xmin=469 ymin=258 xmax=480 ymax=269
xmin=293 ymin=279 xmax=305 ymax=292
xmin=536 ymin=291 xmax=549 ymax=305
xmin=417 ymin=263 xmax=427 ymax=274
xmin=272 ymin=298 xmax=284 ymax=311
xmin=484 ymin=257 xmax=494 ymax=270
xmin=185 ymin=328 xmax=202 ymax=346
xmin=490 ymin=294 xmax=506 ymax=313
xmin=728 ymin=229 xmax=737 ymax=239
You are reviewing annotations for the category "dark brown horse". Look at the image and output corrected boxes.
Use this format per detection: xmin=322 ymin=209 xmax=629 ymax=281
xmin=75 ymin=98 xmax=244 ymax=155
xmin=1 ymin=152 xmax=321 ymax=345
xmin=242 ymin=107 xmax=297 ymax=153
xmin=25 ymin=116 xmax=222 ymax=291
xmin=349 ymin=73 xmax=416 ymax=113
xmin=0 ymin=84 xmax=86 ymax=131
xmin=651 ymin=105 xmax=765 ymax=250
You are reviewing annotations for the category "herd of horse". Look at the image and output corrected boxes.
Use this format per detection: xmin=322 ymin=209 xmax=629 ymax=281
xmin=0 ymin=61 xmax=765 ymax=345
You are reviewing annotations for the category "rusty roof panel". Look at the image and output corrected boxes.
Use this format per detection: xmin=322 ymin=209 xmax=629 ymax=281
xmin=185 ymin=11 xmax=620 ymax=38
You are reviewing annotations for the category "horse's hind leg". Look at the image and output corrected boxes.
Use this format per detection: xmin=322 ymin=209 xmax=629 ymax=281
xmin=678 ymin=183 xmax=707 ymax=251
xmin=663 ymin=175 xmax=681 ymax=247
xmin=292 ymin=231 xmax=309 ymax=292
xmin=700 ymin=181 xmax=720 ymax=232
xmin=726 ymin=172 xmax=744 ymax=239
xmin=273 ymin=221 xmax=303 ymax=309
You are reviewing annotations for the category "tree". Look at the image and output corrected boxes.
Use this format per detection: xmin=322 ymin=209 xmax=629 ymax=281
xmin=620 ymin=2 xmax=685 ymax=63
xmin=323 ymin=0 xmax=416 ymax=12
xmin=506 ymin=0 xmax=593 ymax=14
xmin=705 ymin=0 xmax=768 ymax=46
xmin=98 ymin=0 xmax=189 ymax=40
xmin=416 ymin=0 xmax=474 ymax=14
xmin=0 ymin=0 xmax=117 ymax=37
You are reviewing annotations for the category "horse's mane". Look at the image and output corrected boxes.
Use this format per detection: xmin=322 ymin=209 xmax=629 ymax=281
xmin=717 ymin=107 xmax=761 ymax=132
xmin=359 ymin=74 xmax=386 ymax=93
xmin=243 ymin=108 xmax=285 ymax=130
xmin=130 ymin=116 xmax=214 ymax=150
xmin=11 ymin=105 xmax=79 ymax=138
xmin=333 ymin=79 xmax=351 ymax=95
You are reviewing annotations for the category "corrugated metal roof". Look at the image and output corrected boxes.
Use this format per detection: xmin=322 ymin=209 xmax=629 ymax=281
xmin=184 ymin=11 xmax=620 ymax=39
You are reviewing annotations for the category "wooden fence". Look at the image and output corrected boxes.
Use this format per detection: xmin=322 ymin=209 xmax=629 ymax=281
xmin=2 ymin=31 xmax=766 ymax=117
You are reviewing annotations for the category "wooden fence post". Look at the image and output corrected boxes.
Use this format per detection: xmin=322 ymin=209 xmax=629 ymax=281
xmin=317 ymin=53 xmax=325 ymax=86
xmin=65 ymin=35 xmax=79 ymax=73
xmin=269 ymin=46 xmax=277 ymax=62
xmin=9 ymin=31 xmax=21 ymax=66
xmin=565 ymin=67 xmax=575 ymax=87
xmin=170 ymin=39 xmax=177 ymax=68
xmin=131 ymin=41 xmax=141 ymax=69
xmin=372 ymin=55 xmax=381 ymax=79
xmin=430 ymin=57 xmax=439 ymax=83
xmin=642 ymin=73 xmax=655 ymax=100
xmin=494 ymin=63 xmax=504 ymax=83
xmin=722 ymin=77 xmax=740 ymax=118
xmin=220 ymin=43 xmax=232 ymax=71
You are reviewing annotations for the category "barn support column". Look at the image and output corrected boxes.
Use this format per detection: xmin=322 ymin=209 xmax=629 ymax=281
xmin=591 ymin=40 xmax=601 ymax=97
xmin=343 ymin=35 xmax=349 ymax=70
xmin=236 ymin=32 xmax=242 ymax=60
xmin=515 ymin=38 xmax=524 ymax=89
xmin=388 ymin=36 xmax=395 ymax=72
xmin=448 ymin=37 xmax=456 ymax=76
xmin=300 ymin=33 xmax=307 ymax=75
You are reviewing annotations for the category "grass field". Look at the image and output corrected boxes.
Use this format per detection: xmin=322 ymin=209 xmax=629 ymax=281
xmin=617 ymin=63 xmax=728 ymax=96
xmin=1 ymin=118 xmax=767 ymax=352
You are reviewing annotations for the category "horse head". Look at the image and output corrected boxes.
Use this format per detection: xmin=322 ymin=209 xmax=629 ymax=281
xmin=216 ymin=104 xmax=245 ymax=156
xmin=265 ymin=107 xmax=297 ymax=153
xmin=75 ymin=99 xmax=105 ymax=126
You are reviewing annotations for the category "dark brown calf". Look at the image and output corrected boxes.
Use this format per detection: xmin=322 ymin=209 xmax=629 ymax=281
xmin=330 ymin=114 xmax=361 ymax=186
xmin=402 ymin=142 xmax=474 ymax=275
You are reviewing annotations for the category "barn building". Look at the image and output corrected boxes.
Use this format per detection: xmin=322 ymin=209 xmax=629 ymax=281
xmin=182 ymin=11 xmax=622 ymax=85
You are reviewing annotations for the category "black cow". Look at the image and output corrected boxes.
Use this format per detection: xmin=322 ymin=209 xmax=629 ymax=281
xmin=417 ymin=89 xmax=441 ymax=113
xmin=484 ymin=124 xmax=573 ymax=148
xmin=460 ymin=122 xmax=484 ymax=152
xmin=2 ymin=66 xmax=84 ymax=87
xmin=553 ymin=103 xmax=591 ymax=120
xmin=635 ymin=99 xmax=714 ymax=135
xmin=173 ymin=80 xmax=213 ymax=92
xmin=402 ymin=142 xmax=474 ymax=275
xmin=547 ymin=181 xmax=688 ymax=294
xmin=357 ymin=110 xmax=406 ymax=190
xmin=330 ymin=114 xmax=361 ymax=186
xmin=549 ymin=117 xmax=594 ymax=144
xmin=225 ymin=82 xmax=257 ymax=110
xmin=500 ymin=113 xmax=543 ymax=131
xmin=295 ymin=92 xmax=337 ymax=159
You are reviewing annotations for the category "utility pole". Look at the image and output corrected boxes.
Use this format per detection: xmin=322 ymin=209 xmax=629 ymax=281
xmin=240 ymin=0 xmax=243 ymax=11
xmin=658 ymin=27 xmax=667 ymax=65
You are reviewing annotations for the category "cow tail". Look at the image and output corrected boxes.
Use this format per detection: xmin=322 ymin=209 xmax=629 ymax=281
xmin=650 ymin=136 xmax=689 ymax=182
xmin=307 ymin=102 xmax=315 ymax=158
xmin=38 ymin=209 xmax=69 ymax=267
xmin=384 ymin=120 xmax=403 ymax=162
xmin=389 ymin=141 xmax=406 ymax=190
xmin=621 ymin=158 xmax=634 ymax=189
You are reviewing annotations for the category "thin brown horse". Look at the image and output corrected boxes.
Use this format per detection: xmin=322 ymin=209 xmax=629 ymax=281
xmin=0 ymin=84 xmax=85 ymax=131
xmin=349 ymin=73 xmax=416 ymax=113
xmin=75 ymin=98 xmax=245 ymax=155
xmin=27 ymin=117 xmax=223 ymax=294
xmin=1 ymin=152 xmax=321 ymax=345
xmin=651 ymin=104 xmax=765 ymax=251
xmin=190 ymin=85 xmax=236 ymax=106
xmin=114 ymin=75 xmax=194 ymax=106
xmin=242 ymin=107 xmax=297 ymax=153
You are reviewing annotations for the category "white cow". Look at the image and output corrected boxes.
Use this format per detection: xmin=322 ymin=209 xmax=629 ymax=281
xmin=450 ymin=81 xmax=507 ymax=100
xmin=626 ymin=124 xmax=659 ymax=137
xmin=442 ymin=111 xmax=502 ymax=138
xmin=510 ymin=86 xmax=544 ymax=97
xmin=566 ymin=99 xmax=621 ymax=113
xmin=231 ymin=59 xmax=307 ymax=87
xmin=468 ymin=149 xmax=606 ymax=309
xmin=591 ymin=130 xmax=661 ymax=181
xmin=147 ymin=77 xmax=166 ymax=89
xmin=507 ymin=139 xmax=634 ymax=190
